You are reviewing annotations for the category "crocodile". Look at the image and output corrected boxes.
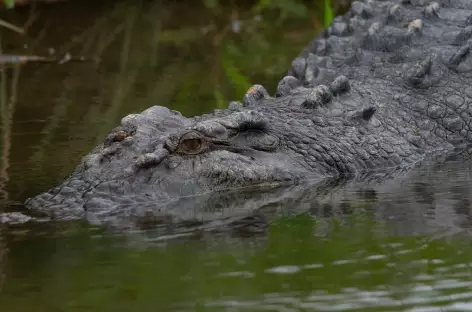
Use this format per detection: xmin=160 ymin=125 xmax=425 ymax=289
xmin=16 ymin=0 xmax=472 ymax=228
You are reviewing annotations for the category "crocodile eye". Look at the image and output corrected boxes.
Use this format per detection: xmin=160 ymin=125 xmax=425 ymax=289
xmin=181 ymin=139 xmax=201 ymax=152
xmin=177 ymin=132 xmax=207 ymax=155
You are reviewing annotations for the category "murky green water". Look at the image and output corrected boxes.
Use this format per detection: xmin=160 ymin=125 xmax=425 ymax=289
xmin=1 ymin=1 xmax=472 ymax=311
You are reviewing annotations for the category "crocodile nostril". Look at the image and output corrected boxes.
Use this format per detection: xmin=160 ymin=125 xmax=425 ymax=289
xmin=104 ymin=126 xmax=136 ymax=147
xmin=113 ymin=130 xmax=129 ymax=142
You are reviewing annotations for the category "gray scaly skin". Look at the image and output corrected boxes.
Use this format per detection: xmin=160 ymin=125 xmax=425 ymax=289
xmin=22 ymin=0 xmax=472 ymax=224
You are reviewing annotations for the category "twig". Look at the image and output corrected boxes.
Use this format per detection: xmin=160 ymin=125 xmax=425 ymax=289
xmin=0 ymin=64 xmax=20 ymax=201
xmin=0 ymin=18 xmax=24 ymax=34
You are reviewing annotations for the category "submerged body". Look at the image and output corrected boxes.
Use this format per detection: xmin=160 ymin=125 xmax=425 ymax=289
xmin=23 ymin=0 xmax=472 ymax=225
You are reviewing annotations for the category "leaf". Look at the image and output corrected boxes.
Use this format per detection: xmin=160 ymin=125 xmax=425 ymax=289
xmin=323 ymin=0 xmax=333 ymax=28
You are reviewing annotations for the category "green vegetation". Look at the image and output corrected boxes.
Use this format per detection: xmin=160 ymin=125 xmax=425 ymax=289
xmin=324 ymin=0 xmax=334 ymax=26
xmin=2 ymin=0 xmax=14 ymax=9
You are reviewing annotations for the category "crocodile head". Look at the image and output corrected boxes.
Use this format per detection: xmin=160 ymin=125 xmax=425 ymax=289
xmin=25 ymin=76 xmax=370 ymax=224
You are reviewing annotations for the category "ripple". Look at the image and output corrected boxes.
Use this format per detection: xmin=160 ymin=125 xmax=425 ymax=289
xmin=265 ymin=266 xmax=301 ymax=274
xmin=197 ymin=260 xmax=472 ymax=312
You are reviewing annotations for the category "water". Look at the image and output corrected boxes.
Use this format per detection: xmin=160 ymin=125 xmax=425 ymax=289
xmin=1 ymin=1 xmax=472 ymax=311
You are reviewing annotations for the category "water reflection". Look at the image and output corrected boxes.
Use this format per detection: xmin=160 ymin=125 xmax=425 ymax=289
xmin=2 ymin=203 xmax=472 ymax=311
xmin=79 ymin=158 xmax=472 ymax=240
